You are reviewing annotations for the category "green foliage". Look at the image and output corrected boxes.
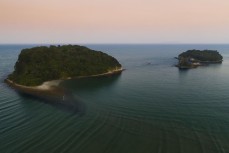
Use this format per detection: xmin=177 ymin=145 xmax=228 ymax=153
xmin=9 ymin=45 xmax=122 ymax=86
xmin=178 ymin=57 xmax=192 ymax=66
xmin=178 ymin=50 xmax=223 ymax=62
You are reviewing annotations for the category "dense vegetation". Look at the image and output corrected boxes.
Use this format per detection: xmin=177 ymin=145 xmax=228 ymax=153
xmin=178 ymin=50 xmax=223 ymax=62
xmin=8 ymin=45 xmax=122 ymax=86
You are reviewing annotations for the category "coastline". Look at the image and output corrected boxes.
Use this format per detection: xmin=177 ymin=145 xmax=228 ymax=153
xmin=175 ymin=65 xmax=198 ymax=69
xmin=5 ymin=68 xmax=124 ymax=99
xmin=5 ymin=79 xmax=65 ymax=100
xmin=70 ymin=68 xmax=124 ymax=79
xmin=175 ymin=57 xmax=223 ymax=69
xmin=199 ymin=60 xmax=223 ymax=64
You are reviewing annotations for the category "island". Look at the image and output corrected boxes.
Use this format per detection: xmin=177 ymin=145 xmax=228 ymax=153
xmin=5 ymin=45 xmax=123 ymax=100
xmin=176 ymin=49 xmax=223 ymax=69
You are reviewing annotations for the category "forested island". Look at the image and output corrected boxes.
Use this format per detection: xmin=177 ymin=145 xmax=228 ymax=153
xmin=5 ymin=45 xmax=123 ymax=101
xmin=176 ymin=49 xmax=223 ymax=69
xmin=7 ymin=45 xmax=123 ymax=86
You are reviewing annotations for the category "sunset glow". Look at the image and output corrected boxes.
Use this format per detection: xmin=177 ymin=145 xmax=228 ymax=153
xmin=1 ymin=0 xmax=229 ymax=43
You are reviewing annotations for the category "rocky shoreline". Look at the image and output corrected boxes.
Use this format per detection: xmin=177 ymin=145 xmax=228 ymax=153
xmin=175 ymin=59 xmax=223 ymax=69
xmin=176 ymin=50 xmax=223 ymax=69
xmin=68 ymin=68 xmax=124 ymax=79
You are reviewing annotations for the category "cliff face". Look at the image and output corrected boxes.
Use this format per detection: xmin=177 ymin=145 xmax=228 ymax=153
xmin=8 ymin=45 xmax=122 ymax=86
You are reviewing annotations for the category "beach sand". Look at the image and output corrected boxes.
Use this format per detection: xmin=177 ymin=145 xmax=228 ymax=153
xmin=5 ymin=68 xmax=124 ymax=101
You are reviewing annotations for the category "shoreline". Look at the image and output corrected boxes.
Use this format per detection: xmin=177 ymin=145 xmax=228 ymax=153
xmin=5 ymin=68 xmax=124 ymax=99
xmin=5 ymin=79 xmax=65 ymax=100
xmin=199 ymin=60 xmax=223 ymax=64
xmin=175 ymin=57 xmax=223 ymax=69
xmin=69 ymin=68 xmax=124 ymax=79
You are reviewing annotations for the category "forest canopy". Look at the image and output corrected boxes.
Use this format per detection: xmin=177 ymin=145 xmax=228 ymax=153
xmin=178 ymin=50 xmax=223 ymax=62
xmin=8 ymin=45 xmax=122 ymax=86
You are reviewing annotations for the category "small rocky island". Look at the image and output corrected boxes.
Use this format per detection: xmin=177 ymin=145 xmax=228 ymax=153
xmin=176 ymin=49 xmax=223 ymax=69
xmin=5 ymin=45 xmax=123 ymax=99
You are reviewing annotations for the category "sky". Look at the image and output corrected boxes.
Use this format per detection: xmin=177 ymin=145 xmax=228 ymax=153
xmin=1 ymin=0 xmax=229 ymax=44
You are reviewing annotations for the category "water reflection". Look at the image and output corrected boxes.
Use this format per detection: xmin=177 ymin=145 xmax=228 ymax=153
xmin=16 ymin=74 xmax=121 ymax=115
xmin=178 ymin=68 xmax=189 ymax=76
xmin=17 ymin=88 xmax=86 ymax=115
xmin=61 ymin=74 xmax=122 ymax=91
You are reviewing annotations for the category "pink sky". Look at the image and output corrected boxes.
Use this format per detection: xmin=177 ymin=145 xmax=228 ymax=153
xmin=1 ymin=0 xmax=229 ymax=44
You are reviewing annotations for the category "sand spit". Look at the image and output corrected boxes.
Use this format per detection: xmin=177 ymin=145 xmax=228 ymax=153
xmin=5 ymin=68 xmax=124 ymax=99
xmin=5 ymin=79 xmax=65 ymax=100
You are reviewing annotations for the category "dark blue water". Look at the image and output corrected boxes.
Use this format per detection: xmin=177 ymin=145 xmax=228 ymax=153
xmin=1 ymin=44 xmax=229 ymax=153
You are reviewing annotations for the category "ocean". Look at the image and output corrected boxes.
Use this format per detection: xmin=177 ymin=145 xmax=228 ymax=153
xmin=1 ymin=44 xmax=229 ymax=153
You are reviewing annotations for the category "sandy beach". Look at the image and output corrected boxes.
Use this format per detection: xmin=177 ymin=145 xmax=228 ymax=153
xmin=5 ymin=68 xmax=123 ymax=100
xmin=5 ymin=79 xmax=65 ymax=101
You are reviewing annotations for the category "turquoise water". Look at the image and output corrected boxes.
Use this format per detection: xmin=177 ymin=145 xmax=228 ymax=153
xmin=1 ymin=44 xmax=229 ymax=153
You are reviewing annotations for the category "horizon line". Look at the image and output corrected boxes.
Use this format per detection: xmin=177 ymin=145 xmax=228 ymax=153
xmin=1 ymin=43 xmax=229 ymax=45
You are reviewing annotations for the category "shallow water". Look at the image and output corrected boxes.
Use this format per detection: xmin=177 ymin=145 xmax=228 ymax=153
xmin=1 ymin=44 xmax=229 ymax=153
